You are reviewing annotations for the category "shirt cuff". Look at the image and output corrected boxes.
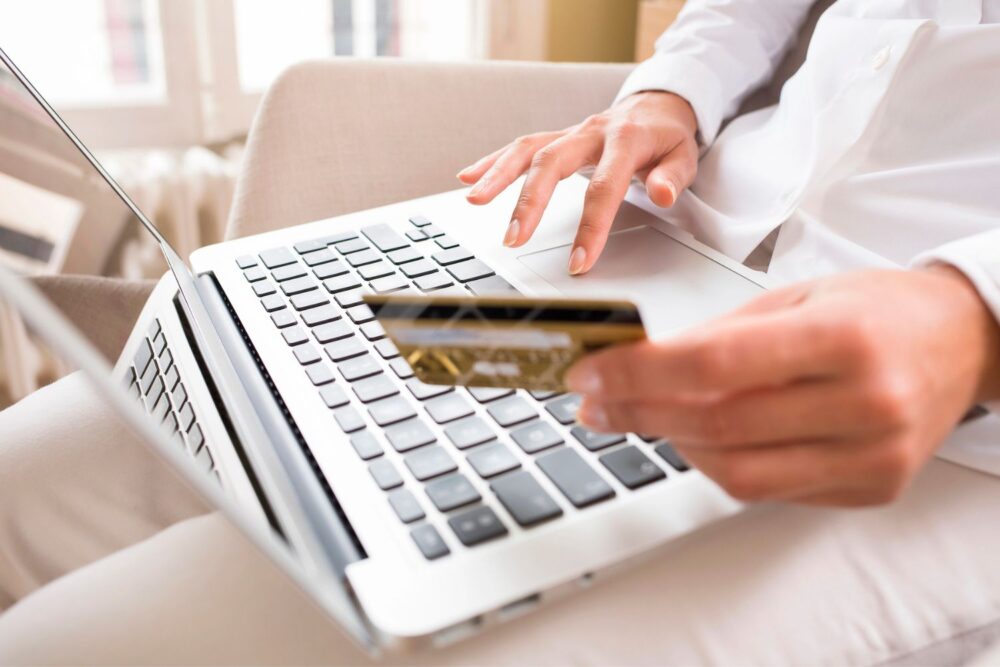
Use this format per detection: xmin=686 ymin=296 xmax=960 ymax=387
xmin=615 ymin=53 xmax=727 ymax=146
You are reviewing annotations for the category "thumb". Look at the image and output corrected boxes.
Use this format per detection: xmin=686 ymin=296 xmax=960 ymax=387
xmin=645 ymin=139 xmax=698 ymax=208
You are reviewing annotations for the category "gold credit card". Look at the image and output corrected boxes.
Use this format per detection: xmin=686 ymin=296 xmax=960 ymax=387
xmin=363 ymin=293 xmax=646 ymax=391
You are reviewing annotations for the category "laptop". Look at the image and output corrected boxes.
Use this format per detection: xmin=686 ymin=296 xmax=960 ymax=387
xmin=0 ymin=48 xmax=770 ymax=653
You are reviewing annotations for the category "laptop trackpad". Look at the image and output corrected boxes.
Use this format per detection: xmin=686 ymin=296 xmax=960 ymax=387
xmin=517 ymin=226 xmax=765 ymax=337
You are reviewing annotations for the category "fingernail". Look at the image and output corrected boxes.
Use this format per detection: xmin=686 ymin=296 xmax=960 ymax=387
xmin=580 ymin=403 xmax=610 ymax=431
xmin=468 ymin=179 xmax=486 ymax=197
xmin=566 ymin=364 xmax=602 ymax=394
xmin=665 ymin=180 xmax=678 ymax=206
xmin=568 ymin=246 xmax=587 ymax=275
xmin=503 ymin=219 xmax=520 ymax=247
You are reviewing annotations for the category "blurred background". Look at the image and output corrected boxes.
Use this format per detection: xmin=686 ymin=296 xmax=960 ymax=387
xmin=0 ymin=0 xmax=683 ymax=405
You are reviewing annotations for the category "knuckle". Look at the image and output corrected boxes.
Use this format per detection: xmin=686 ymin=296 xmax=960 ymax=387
xmin=530 ymin=146 xmax=559 ymax=170
xmin=585 ymin=174 xmax=618 ymax=200
xmin=512 ymin=135 xmax=536 ymax=151
xmin=581 ymin=113 xmax=606 ymax=130
xmin=864 ymin=375 xmax=917 ymax=428
xmin=689 ymin=341 xmax=731 ymax=383
xmin=515 ymin=190 xmax=538 ymax=211
xmin=609 ymin=120 xmax=642 ymax=142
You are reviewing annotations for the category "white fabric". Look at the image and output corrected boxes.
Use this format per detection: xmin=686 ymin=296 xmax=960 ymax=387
xmin=619 ymin=0 xmax=1000 ymax=469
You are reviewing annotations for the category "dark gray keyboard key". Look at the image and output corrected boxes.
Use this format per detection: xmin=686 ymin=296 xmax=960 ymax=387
xmin=654 ymin=442 xmax=690 ymax=472
xmin=236 ymin=254 xmax=257 ymax=269
xmin=338 ymin=354 xmax=383 ymax=382
xmin=447 ymin=259 xmax=494 ymax=283
xmin=467 ymin=442 xmax=520 ymax=479
xmin=571 ymin=426 xmax=627 ymax=452
xmin=435 ymin=235 xmax=459 ymax=250
xmin=400 ymin=259 xmax=438 ymax=278
xmin=350 ymin=431 xmax=383 ymax=460
xmin=178 ymin=402 xmax=196 ymax=431
xmin=346 ymin=249 xmax=380 ymax=267
xmin=426 ymin=473 xmax=481 ymax=512
xmin=368 ymin=396 xmax=417 ymax=427
xmin=409 ymin=214 xmax=432 ymax=228
xmin=324 ymin=275 xmax=362 ymax=293
xmin=384 ymin=418 xmax=436 ymax=453
xmin=374 ymin=340 xmax=398 ymax=360
xmin=389 ymin=358 xmax=414 ymax=379
xmin=405 ymin=445 xmax=457 ymax=481
xmin=305 ymin=364 xmax=335 ymax=386
xmin=360 ymin=321 xmax=385 ymax=341
xmin=358 ymin=260 xmax=394 ymax=281
xmin=243 ymin=266 xmax=266 ymax=282
xmin=335 ymin=238 xmax=369 ymax=255
xmin=260 ymin=294 xmax=285 ymax=312
xmin=406 ymin=228 xmax=428 ymax=242
xmin=486 ymin=396 xmax=536 ymax=427
xmin=290 ymin=291 xmax=329 ymax=311
xmin=301 ymin=304 xmax=341 ymax=327
xmin=411 ymin=524 xmax=449 ymax=560
xmin=413 ymin=272 xmax=454 ymax=291
xmin=252 ymin=281 xmax=276 ymax=297
xmin=325 ymin=338 xmax=367 ymax=362
xmin=312 ymin=320 xmax=353 ymax=343
xmin=346 ymin=304 xmax=375 ymax=324
xmin=369 ymin=275 xmax=409 ymax=294
xmin=271 ymin=264 xmax=307 ymax=282
xmin=431 ymin=247 xmax=472 ymax=266
xmin=545 ymin=394 xmax=582 ymax=425
xmin=425 ymin=393 xmax=474 ymax=424
xmin=444 ymin=416 xmax=495 ymax=450
xmin=279 ymin=276 xmax=317 ymax=296
xmin=369 ymin=458 xmax=403 ymax=490
xmin=537 ymin=447 xmax=615 ymax=508
xmin=467 ymin=275 xmax=518 ymax=296
xmin=134 ymin=338 xmax=154 ymax=376
xmin=352 ymin=375 xmax=398 ymax=403
xmin=447 ymin=505 xmax=507 ymax=546
xmin=387 ymin=246 xmax=421 ymax=265
xmin=388 ymin=488 xmax=425 ymax=523
xmin=361 ymin=223 xmax=409 ymax=252
xmin=333 ymin=406 xmax=366 ymax=433
xmin=334 ymin=290 xmax=365 ymax=308
xmin=491 ymin=470 xmax=563 ymax=527
xmin=468 ymin=387 xmax=513 ymax=403
xmin=319 ymin=384 xmax=350 ymax=409
xmin=281 ymin=326 xmax=309 ymax=346
xmin=259 ymin=247 xmax=296 ymax=269
xmin=510 ymin=420 xmax=563 ymax=454
xmin=405 ymin=378 xmax=453 ymax=401
xmin=313 ymin=260 xmax=349 ymax=280
xmin=422 ymin=223 xmax=445 ymax=238
xmin=600 ymin=446 xmax=666 ymax=489
xmin=271 ymin=310 xmax=296 ymax=328
xmin=303 ymin=248 xmax=337 ymax=266
xmin=293 ymin=345 xmax=322 ymax=365
xmin=293 ymin=239 xmax=326 ymax=254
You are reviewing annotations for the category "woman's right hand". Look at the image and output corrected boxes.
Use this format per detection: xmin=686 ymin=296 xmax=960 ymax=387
xmin=457 ymin=91 xmax=700 ymax=275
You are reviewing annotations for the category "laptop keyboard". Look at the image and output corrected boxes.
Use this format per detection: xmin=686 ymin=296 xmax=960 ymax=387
xmin=235 ymin=216 xmax=690 ymax=559
xmin=123 ymin=318 xmax=217 ymax=480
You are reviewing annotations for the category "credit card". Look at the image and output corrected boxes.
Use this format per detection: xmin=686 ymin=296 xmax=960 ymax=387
xmin=364 ymin=293 xmax=646 ymax=391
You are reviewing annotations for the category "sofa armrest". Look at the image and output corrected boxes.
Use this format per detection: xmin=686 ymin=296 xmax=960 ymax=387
xmin=229 ymin=59 xmax=632 ymax=239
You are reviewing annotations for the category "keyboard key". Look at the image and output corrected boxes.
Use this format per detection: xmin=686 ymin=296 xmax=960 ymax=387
xmin=447 ymin=259 xmax=494 ymax=283
xmin=334 ymin=290 xmax=365 ymax=308
xmin=259 ymin=247 xmax=296 ymax=269
xmin=346 ymin=249 xmax=381 ymax=267
xmin=303 ymin=248 xmax=337 ymax=266
xmin=405 ymin=378 xmax=453 ymax=401
xmin=388 ymin=488 xmax=425 ymax=523
xmin=374 ymin=339 xmax=399 ymax=359
xmin=243 ymin=266 xmax=266 ymax=282
xmin=358 ymin=261 xmax=394 ymax=281
xmin=350 ymin=431 xmax=383 ymax=460
xmin=529 ymin=390 xmax=560 ymax=401
xmin=426 ymin=474 xmax=481 ymax=512
xmin=422 ymin=223 xmax=446 ymax=238
xmin=313 ymin=260 xmax=349 ymax=280
xmin=571 ymin=426 xmax=627 ymax=452
xmin=486 ymin=396 xmax=536 ymax=427
xmin=281 ymin=326 xmax=309 ymax=346
xmin=411 ymin=524 xmax=449 ymax=560
xmin=425 ymin=393 xmax=475 ymax=424
xmin=186 ymin=424 xmax=205 ymax=453
xmin=444 ymin=416 xmax=496 ymax=450
xmin=389 ymin=358 xmax=415 ymax=379
xmin=400 ymin=259 xmax=438 ymax=278
xmin=319 ymin=231 xmax=358 ymax=245
xmin=491 ymin=470 xmax=563 ymax=527
xmin=293 ymin=345 xmax=322 ymax=365
xmin=360 ymin=321 xmax=385 ymax=341
xmin=369 ymin=275 xmax=409 ymax=294
xmin=409 ymin=214 xmax=432 ymax=228
xmin=293 ymin=239 xmax=326 ymax=255
xmin=384 ymin=417 xmax=436 ymax=453
xmin=271 ymin=264 xmax=307 ymax=282
xmin=335 ymin=238 xmax=369 ymax=255
xmin=178 ymin=402 xmax=196 ymax=431
xmin=271 ymin=310 xmax=297 ymax=328
xmin=413 ymin=272 xmax=454 ymax=291
xmin=537 ymin=447 xmax=615 ymax=508
xmin=195 ymin=445 xmax=214 ymax=472
xmin=466 ymin=275 xmax=518 ymax=296
xmin=654 ymin=442 xmax=690 ymax=472
xmin=139 ymin=362 xmax=158 ymax=397
xmin=447 ymin=505 xmax=507 ymax=546
xmin=325 ymin=338 xmax=367 ymax=362
xmin=510 ymin=420 xmax=563 ymax=454
xmin=600 ymin=446 xmax=666 ymax=489
xmin=260 ymin=294 xmax=286 ymax=312
xmin=153 ymin=393 xmax=171 ymax=423
xmin=361 ymin=223 xmax=409 ymax=252
xmin=545 ymin=394 xmax=581 ymax=425
xmin=324 ymin=275 xmax=362 ymax=293
xmin=468 ymin=387 xmax=513 ymax=403
xmin=279 ymin=276 xmax=318 ymax=296
xmin=387 ymin=246 xmax=421 ymax=265
xmin=435 ymin=235 xmax=459 ymax=250
xmin=290 ymin=291 xmax=329 ymax=311
xmin=338 ymin=354 xmax=383 ymax=382
xmin=333 ymin=406 xmax=366 ymax=433
xmin=431 ymin=247 xmax=473 ymax=266
xmin=405 ymin=446 xmax=457 ymax=481
xmin=171 ymin=381 xmax=187 ymax=409
xmin=406 ymin=228 xmax=428 ymax=242
xmin=312 ymin=320 xmax=353 ymax=343
xmin=346 ymin=304 xmax=375 ymax=324
xmin=368 ymin=396 xmax=417 ymax=427
xmin=467 ymin=442 xmax=520 ymax=479
xmin=134 ymin=338 xmax=154 ymax=376
xmin=236 ymin=254 xmax=257 ymax=269
xmin=305 ymin=364 xmax=335 ymax=385
xmin=319 ymin=384 xmax=350 ymax=409
xmin=253 ymin=281 xmax=276 ymax=297
xmin=163 ymin=363 xmax=180 ymax=390
xmin=301 ymin=304 xmax=342 ymax=327
xmin=369 ymin=458 xmax=403 ymax=490
xmin=352 ymin=375 xmax=398 ymax=403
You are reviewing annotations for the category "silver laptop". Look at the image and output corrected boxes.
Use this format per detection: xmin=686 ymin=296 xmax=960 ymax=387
xmin=0 ymin=48 xmax=770 ymax=654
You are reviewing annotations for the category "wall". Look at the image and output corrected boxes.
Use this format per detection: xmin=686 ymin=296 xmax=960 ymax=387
xmin=546 ymin=0 xmax=639 ymax=62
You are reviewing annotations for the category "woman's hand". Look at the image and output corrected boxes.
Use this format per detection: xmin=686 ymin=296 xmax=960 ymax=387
xmin=457 ymin=91 xmax=699 ymax=275
xmin=566 ymin=267 xmax=1000 ymax=506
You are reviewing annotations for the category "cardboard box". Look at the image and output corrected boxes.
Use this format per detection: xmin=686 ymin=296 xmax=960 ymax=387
xmin=634 ymin=0 xmax=685 ymax=61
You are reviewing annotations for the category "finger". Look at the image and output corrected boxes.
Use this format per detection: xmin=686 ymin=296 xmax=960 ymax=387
xmin=466 ymin=131 xmax=564 ymax=205
xmin=457 ymin=145 xmax=508 ymax=184
xmin=566 ymin=309 xmax=851 ymax=400
xmin=568 ymin=145 xmax=644 ymax=274
xmin=503 ymin=132 xmax=603 ymax=247
xmin=577 ymin=379 xmax=891 ymax=448
xmin=645 ymin=138 xmax=698 ymax=208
